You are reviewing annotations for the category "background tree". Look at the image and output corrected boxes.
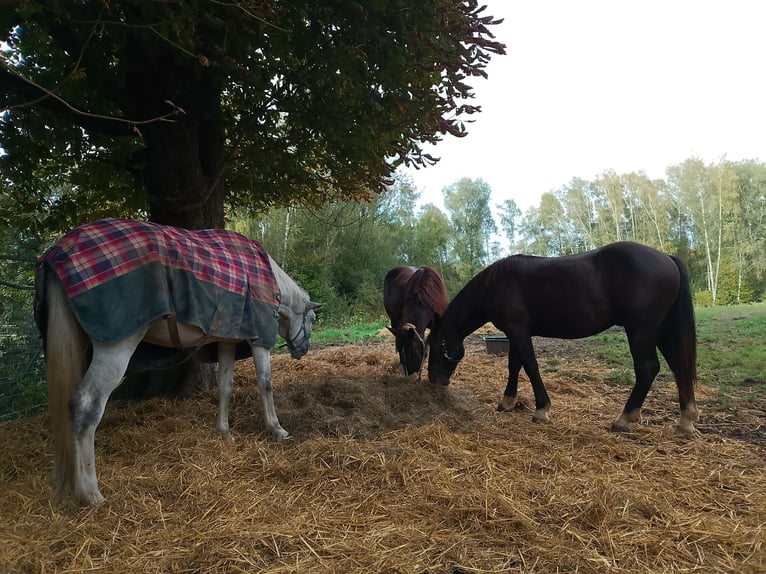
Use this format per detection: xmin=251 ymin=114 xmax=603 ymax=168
xmin=0 ymin=0 xmax=505 ymax=235
xmin=535 ymin=191 xmax=569 ymax=255
xmin=559 ymin=177 xmax=597 ymax=252
xmin=505 ymin=157 xmax=766 ymax=304
xmin=631 ymin=173 xmax=670 ymax=250
xmin=497 ymin=198 xmax=521 ymax=252
xmin=443 ymin=177 xmax=497 ymax=282
xmin=732 ymin=160 xmax=766 ymax=293
xmin=668 ymin=158 xmax=724 ymax=303
xmin=0 ymin=229 xmax=46 ymax=417
xmin=410 ymin=204 xmax=452 ymax=279
xmin=375 ymin=176 xmax=420 ymax=264
xmin=593 ymin=169 xmax=626 ymax=243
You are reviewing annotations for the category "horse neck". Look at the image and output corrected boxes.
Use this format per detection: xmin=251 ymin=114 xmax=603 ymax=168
xmin=268 ymin=255 xmax=306 ymax=311
xmin=444 ymin=274 xmax=488 ymax=339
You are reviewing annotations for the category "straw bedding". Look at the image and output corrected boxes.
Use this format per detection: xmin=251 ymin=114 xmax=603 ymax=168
xmin=1 ymin=333 xmax=764 ymax=573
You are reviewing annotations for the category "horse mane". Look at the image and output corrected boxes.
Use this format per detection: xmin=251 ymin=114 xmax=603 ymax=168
xmin=268 ymin=255 xmax=309 ymax=308
xmin=407 ymin=267 xmax=448 ymax=314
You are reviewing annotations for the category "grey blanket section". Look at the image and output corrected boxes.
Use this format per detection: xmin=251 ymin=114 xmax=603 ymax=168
xmin=48 ymin=261 xmax=280 ymax=348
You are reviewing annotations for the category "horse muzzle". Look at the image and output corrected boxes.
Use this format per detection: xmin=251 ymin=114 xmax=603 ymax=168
xmin=289 ymin=345 xmax=309 ymax=359
xmin=427 ymin=370 xmax=452 ymax=386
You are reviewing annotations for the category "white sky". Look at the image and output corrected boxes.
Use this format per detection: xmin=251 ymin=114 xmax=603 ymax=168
xmin=400 ymin=0 xmax=766 ymax=213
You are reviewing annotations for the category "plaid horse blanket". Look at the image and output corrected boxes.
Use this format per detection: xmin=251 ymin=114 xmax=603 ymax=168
xmin=36 ymin=219 xmax=281 ymax=349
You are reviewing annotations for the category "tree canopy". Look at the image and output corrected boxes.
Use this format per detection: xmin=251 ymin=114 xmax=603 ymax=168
xmin=0 ymin=0 xmax=505 ymax=234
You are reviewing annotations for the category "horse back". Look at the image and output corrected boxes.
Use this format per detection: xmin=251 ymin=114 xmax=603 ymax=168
xmin=36 ymin=218 xmax=281 ymax=346
xmin=595 ymin=242 xmax=681 ymax=306
xmin=485 ymin=242 xmax=682 ymax=338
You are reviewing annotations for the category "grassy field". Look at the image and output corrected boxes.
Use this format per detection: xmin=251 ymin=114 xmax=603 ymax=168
xmin=584 ymin=302 xmax=766 ymax=403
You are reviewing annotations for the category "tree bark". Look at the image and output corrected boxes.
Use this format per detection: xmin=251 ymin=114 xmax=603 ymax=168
xmin=123 ymin=36 xmax=227 ymax=229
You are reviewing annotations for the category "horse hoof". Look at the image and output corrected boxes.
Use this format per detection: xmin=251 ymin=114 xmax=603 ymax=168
xmin=531 ymin=409 xmax=550 ymax=423
xmin=610 ymin=411 xmax=639 ymax=433
xmin=76 ymin=490 xmax=105 ymax=506
xmin=609 ymin=421 xmax=631 ymax=433
xmin=271 ymin=427 xmax=289 ymax=441
xmin=675 ymin=423 xmax=698 ymax=437
xmin=496 ymin=396 xmax=518 ymax=412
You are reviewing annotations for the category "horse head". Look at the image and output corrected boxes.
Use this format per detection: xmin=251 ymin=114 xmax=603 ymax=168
xmin=278 ymin=300 xmax=323 ymax=359
xmin=269 ymin=255 xmax=323 ymax=359
xmin=426 ymin=314 xmax=464 ymax=385
xmin=388 ymin=322 xmax=426 ymax=377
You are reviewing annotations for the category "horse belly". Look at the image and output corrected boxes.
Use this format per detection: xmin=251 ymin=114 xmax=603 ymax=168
xmin=143 ymin=320 xmax=212 ymax=348
xmin=533 ymin=319 xmax=615 ymax=340
xmin=527 ymin=301 xmax=616 ymax=340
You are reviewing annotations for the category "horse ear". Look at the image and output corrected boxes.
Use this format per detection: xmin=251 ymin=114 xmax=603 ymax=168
xmin=309 ymin=301 xmax=324 ymax=311
xmin=386 ymin=325 xmax=397 ymax=335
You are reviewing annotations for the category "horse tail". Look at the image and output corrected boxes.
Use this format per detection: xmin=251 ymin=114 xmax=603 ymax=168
xmin=659 ymin=256 xmax=697 ymax=405
xmin=40 ymin=270 xmax=88 ymax=500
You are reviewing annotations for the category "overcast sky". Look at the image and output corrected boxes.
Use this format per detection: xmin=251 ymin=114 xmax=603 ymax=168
xmin=400 ymin=0 xmax=766 ymax=213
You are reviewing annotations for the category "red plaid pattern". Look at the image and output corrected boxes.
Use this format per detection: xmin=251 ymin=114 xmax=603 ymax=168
xmin=39 ymin=219 xmax=280 ymax=305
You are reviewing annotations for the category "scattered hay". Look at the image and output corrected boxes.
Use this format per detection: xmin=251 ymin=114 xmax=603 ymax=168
xmin=1 ymin=336 xmax=764 ymax=573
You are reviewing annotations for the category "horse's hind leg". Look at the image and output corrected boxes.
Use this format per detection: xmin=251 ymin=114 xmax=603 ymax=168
xmin=216 ymin=343 xmax=236 ymax=440
xmin=611 ymin=331 xmax=660 ymax=432
xmin=70 ymin=331 xmax=145 ymax=505
xmin=657 ymin=341 xmax=699 ymax=436
xmin=251 ymin=345 xmax=288 ymax=441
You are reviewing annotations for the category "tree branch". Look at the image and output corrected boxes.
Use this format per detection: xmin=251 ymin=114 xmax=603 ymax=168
xmin=0 ymin=279 xmax=34 ymax=291
xmin=1 ymin=61 xmax=185 ymax=132
xmin=0 ymin=255 xmax=36 ymax=264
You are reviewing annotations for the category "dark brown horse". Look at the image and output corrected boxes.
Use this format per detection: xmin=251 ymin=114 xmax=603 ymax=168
xmin=427 ymin=242 xmax=699 ymax=435
xmin=384 ymin=266 xmax=449 ymax=378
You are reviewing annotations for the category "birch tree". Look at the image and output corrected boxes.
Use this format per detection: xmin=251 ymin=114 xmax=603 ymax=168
xmin=443 ymin=178 xmax=497 ymax=281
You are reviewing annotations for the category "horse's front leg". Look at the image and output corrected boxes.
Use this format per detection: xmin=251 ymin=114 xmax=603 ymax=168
xmin=514 ymin=333 xmax=551 ymax=423
xmin=251 ymin=346 xmax=289 ymax=441
xmin=497 ymin=342 xmax=523 ymax=412
xmin=216 ymin=343 xmax=236 ymax=440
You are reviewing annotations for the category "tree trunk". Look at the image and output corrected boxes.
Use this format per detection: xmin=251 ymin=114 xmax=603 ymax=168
xmin=116 ymin=36 xmax=227 ymax=399
xmin=124 ymin=36 xmax=227 ymax=230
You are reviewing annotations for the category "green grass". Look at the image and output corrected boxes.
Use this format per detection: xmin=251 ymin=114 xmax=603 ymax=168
xmin=310 ymin=320 xmax=389 ymax=346
xmin=582 ymin=302 xmax=766 ymax=402
xmin=694 ymin=302 xmax=766 ymax=403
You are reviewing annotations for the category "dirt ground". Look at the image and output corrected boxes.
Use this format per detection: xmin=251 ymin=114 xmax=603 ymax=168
xmin=0 ymin=331 xmax=764 ymax=573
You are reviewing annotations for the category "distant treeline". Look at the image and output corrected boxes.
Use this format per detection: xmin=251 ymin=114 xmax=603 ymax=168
xmin=234 ymin=157 xmax=765 ymax=323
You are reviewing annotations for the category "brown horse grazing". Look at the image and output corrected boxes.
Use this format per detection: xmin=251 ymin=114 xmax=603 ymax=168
xmin=384 ymin=266 xmax=449 ymax=378
xmin=427 ymin=242 xmax=699 ymax=435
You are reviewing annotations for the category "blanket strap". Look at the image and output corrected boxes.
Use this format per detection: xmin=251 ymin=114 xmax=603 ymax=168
xmin=165 ymin=309 xmax=184 ymax=349
xmin=164 ymin=269 xmax=184 ymax=348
